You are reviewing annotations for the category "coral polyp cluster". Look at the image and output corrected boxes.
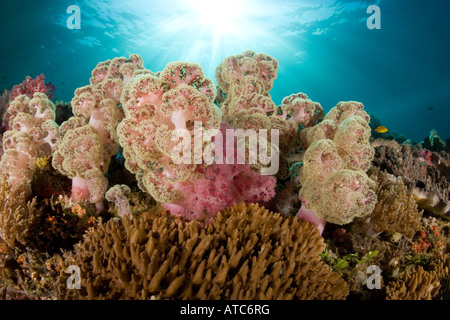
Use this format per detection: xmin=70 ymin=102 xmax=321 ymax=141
xmin=0 ymin=50 xmax=449 ymax=301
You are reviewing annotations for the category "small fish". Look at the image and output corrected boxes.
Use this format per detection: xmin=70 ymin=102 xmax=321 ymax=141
xmin=427 ymin=107 xmax=434 ymax=111
xmin=375 ymin=126 xmax=388 ymax=133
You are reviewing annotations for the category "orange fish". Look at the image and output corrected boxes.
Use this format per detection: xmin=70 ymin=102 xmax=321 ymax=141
xmin=375 ymin=126 xmax=388 ymax=133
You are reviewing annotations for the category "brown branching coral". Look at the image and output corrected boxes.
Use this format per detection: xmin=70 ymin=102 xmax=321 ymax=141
xmin=0 ymin=176 xmax=43 ymax=249
xmin=57 ymin=203 xmax=348 ymax=300
xmin=386 ymin=254 xmax=450 ymax=300
xmin=0 ymin=174 xmax=100 ymax=253
xmin=368 ymin=168 xmax=422 ymax=238
xmin=348 ymin=168 xmax=420 ymax=263
xmin=344 ymin=168 xmax=449 ymax=300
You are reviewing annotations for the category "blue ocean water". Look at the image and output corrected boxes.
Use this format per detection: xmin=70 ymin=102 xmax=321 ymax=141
xmin=1 ymin=0 xmax=449 ymax=143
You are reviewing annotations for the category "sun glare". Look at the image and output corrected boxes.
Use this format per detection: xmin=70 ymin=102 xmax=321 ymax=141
xmin=132 ymin=0 xmax=295 ymax=76
xmin=186 ymin=0 xmax=246 ymax=36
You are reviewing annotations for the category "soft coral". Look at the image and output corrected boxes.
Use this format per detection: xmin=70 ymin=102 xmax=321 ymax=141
xmin=162 ymin=122 xmax=276 ymax=221
xmin=10 ymin=73 xmax=55 ymax=101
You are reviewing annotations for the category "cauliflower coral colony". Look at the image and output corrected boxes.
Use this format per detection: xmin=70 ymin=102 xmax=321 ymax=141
xmin=0 ymin=51 xmax=450 ymax=300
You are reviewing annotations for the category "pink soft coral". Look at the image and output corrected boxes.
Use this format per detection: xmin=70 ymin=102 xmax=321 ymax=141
xmin=162 ymin=122 xmax=277 ymax=221
xmin=10 ymin=74 xmax=55 ymax=101
xmin=117 ymin=61 xmax=221 ymax=205
xmin=3 ymin=74 xmax=55 ymax=131
xmin=163 ymin=160 xmax=276 ymax=221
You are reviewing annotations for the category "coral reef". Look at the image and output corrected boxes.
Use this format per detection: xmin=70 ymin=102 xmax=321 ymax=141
xmin=366 ymin=168 xmax=422 ymax=238
xmin=0 ymin=176 xmax=42 ymax=249
xmin=117 ymin=57 xmax=276 ymax=220
xmin=386 ymin=254 xmax=450 ymax=300
xmin=371 ymin=138 xmax=450 ymax=217
xmin=57 ymin=203 xmax=348 ymax=300
xmin=323 ymin=166 xmax=450 ymax=300
xmin=0 ymin=175 xmax=99 ymax=253
xmin=0 ymin=177 xmax=101 ymax=299
xmin=422 ymin=129 xmax=447 ymax=153
xmin=1 ymin=50 xmax=450 ymax=301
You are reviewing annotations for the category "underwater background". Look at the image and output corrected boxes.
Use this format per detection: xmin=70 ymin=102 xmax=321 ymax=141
xmin=1 ymin=0 xmax=449 ymax=143
xmin=1 ymin=0 xmax=450 ymax=303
